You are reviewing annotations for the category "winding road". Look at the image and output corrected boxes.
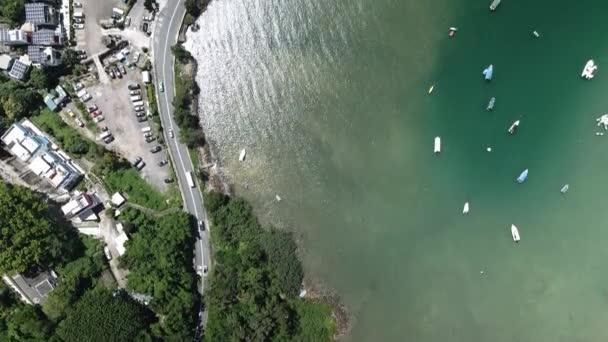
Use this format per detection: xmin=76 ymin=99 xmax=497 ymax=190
xmin=152 ymin=0 xmax=210 ymax=328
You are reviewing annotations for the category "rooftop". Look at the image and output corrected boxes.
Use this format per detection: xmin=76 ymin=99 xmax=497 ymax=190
xmin=2 ymin=271 xmax=57 ymax=305
xmin=25 ymin=3 xmax=57 ymax=26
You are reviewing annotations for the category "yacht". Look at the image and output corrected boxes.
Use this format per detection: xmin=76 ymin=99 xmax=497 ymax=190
xmin=560 ymin=184 xmax=569 ymax=194
xmin=463 ymin=202 xmax=470 ymax=214
xmin=582 ymin=59 xmax=597 ymax=79
xmin=490 ymin=0 xmax=501 ymax=11
xmin=449 ymin=27 xmax=458 ymax=37
xmin=239 ymin=148 xmax=246 ymax=162
xmin=483 ymin=64 xmax=493 ymax=81
xmin=508 ymin=120 xmax=520 ymax=134
xmin=434 ymin=136 xmax=441 ymax=153
xmin=487 ymin=97 xmax=495 ymax=111
xmin=517 ymin=169 xmax=528 ymax=183
xmin=511 ymin=224 xmax=520 ymax=242
xmin=428 ymin=85 xmax=434 ymax=94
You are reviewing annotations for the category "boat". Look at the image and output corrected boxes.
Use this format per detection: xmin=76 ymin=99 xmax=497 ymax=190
xmin=511 ymin=224 xmax=520 ymax=242
xmin=517 ymin=169 xmax=528 ymax=183
xmin=239 ymin=148 xmax=246 ymax=161
xmin=487 ymin=97 xmax=495 ymax=111
xmin=582 ymin=59 xmax=597 ymax=79
xmin=483 ymin=64 xmax=493 ymax=81
xmin=275 ymin=195 xmax=282 ymax=202
xmin=434 ymin=136 xmax=441 ymax=153
xmin=463 ymin=202 xmax=469 ymax=214
xmin=490 ymin=0 xmax=501 ymax=11
xmin=532 ymin=31 xmax=540 ymax=38
xmin=428 ymin=85 xmax=434 ymax=94
xmin=449 ymin=27 xmax=458 ymax=37
xmin=508 ymin=119 xmax=520 ymax=134
xmin=560 ymin=184 xmax=569 ymax=194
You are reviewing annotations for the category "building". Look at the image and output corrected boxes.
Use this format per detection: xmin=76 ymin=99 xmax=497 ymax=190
xmin=0 ymin=54 xmax=14 ymax=70
xmin=61 ymin=191 xmax=102 ymax=219
xmin=8 ymin=55 xmax=31 ymax=80
xmin=142 ymin=70 xmax=151 ymax=83
xmin=110 ymin=192 xmax=126 ymax=207
xmin=2 ymin=271 xmax=57 ymax=305
xmin=43 ymin=93 xmax=59 ymax=111
xmin=1 ymin=119 xmax=82 ymax=191
xmin=0 ymin=28 xmax=29 ymax=45
xmin=29 ymin=45 xmax=62 ymax=67
xmin=31 ymin=27 xmax=63 ymax=46
xmin=43 ymin=85 xmax=68 ymax=111
xmin=25 ymin=3 xmax=58 ymax=27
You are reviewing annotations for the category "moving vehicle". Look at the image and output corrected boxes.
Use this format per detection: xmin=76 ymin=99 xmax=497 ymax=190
xmin=511 ymin=224 xmax=520 ymax=242
xmin=198 ymin=220 xmax=205 ymax=231
xmin=186 ymin=171 xmax=195 ymax=188
xmin=434 ymin=136 xmax=441 ymax=153
xmin=508 ymin=120 xmax=520 ymax=135
xmin=517 ymin=169 xmax=528 ymax=183
xmin=158 ymin=81 xmax=164 ymax=92
xmin=168 ymin=129 xmax=174 ymax=138
xmin=582 ymin=59 xmax=597 ymax=79
xmin=483 ymin=64 xmax=493 ymax=80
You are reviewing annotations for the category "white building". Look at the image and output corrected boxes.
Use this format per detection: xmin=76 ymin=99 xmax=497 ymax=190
xmin=142 ymin=71 xmax=151 ymax=83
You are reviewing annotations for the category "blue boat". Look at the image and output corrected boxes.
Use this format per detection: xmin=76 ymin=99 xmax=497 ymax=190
xmin=517 ymin=169 xmax=529 ymax=183
xmin=483 ymin=64 xmax=493 ymax=81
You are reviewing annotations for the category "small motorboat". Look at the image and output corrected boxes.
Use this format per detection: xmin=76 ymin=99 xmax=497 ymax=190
xmin=511 ymin=224 xmax=520 ymax=242
xmin=434 ymin=136 xmax=441 ymax=153
xmin=428 ymin=85 xmax=434 ymax=94
xmin=560 ymin=184 xmax=569 ymax=194
xmin=517 ymin=169 xmax=529 ymax=183
xmin=532 ymin=31 xmax=540 ymax=38
xmin=508 ymin=120 xmax=520 ymax=135
xmin=487 ymin=97 xmax=495 ymax=111
xmin=582 ymin=59 xmax=597 ymax=79
xmin=462 ymin=202 xmax=469 ymax=214
xmin=483 ymin=64 xmax=493 ymax=81
xmin=596 ymin=132 xmax=605 ymax=136
xmin=275 ymin=195 xmax=282 ymax=202
xmin=449 ymin=27 xmax=458 ymax=37
xmin=239 ymin=148 xmax=246 ymax=162
xmin=490 ymin=0 xmax=501 ymax=11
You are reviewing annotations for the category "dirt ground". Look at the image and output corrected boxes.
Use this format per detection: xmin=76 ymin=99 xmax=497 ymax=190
xmin=75 ymin=0 xmax=121 ymax=55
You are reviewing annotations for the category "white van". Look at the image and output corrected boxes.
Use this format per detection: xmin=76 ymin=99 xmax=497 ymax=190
xmin=141 ymin=126 xmax=152 ymax=133
xmin=132 ymin=100 xmax=144 ymax=107
xmin=76 ymin=89 xmax=87 ymax=98
xmin=99 ymin=131 xmax=111 ymax=139
xmin=130 ymin=95 xmax=142 ymax=102
xmin=73 ymin=11 xmax=84 ymax=18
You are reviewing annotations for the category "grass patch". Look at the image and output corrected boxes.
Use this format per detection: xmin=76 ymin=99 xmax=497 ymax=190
xmin=291 ymin=299 xmax=337 ymax=341
xmin=32 ymin=109 xmax=101 ymax=159
xmin=103 ymin=168 xmax=168 ymax=211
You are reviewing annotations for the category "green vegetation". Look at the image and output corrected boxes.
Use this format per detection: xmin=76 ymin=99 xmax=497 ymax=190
xmin=0 ymin=74 xmax=41 ymax=122
xmin=28 ymin=68 xmax=51 ymax=91
xmin=55 ymin=287 xmax=155 ymax=342
xmin=0 ymin=0 xmax=25 ymax=26
xmin=144 ymin=0 xmax=158 ymax=12
xmin=171 ymin=44 xmax=192 ymax=63
xmin=173 ymin=61 xmax=205 ymax=148
xmin=184 ymin=0 xmax=210 ymax=19
xmin=0 ymin=182 xmax=73 ymax=274
xmin=204 ymin=191 xmax=336 ymax=341
xmin=119 ymin=208 xmax=196 ymax=339
xmin=32 ymin=109 xmax=100 ymax=158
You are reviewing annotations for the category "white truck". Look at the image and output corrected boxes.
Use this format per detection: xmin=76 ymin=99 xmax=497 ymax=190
xmin=141 ymin=126 xmax=152 ymax=133
xmin=186 ymin=171 xmax=195 ymax=188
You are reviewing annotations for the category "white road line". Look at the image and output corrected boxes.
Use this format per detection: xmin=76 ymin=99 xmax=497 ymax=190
xmin=161 ymin=4 xmax=201 ymax=221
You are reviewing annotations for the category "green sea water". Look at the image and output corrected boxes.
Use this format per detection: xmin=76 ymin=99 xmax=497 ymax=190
xmin=187 ymin=0 xmax=608 ymax=340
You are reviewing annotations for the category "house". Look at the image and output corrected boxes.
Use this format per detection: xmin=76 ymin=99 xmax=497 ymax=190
xmin=0 ymin=28 xmax=29 ymax=45
xmin=32 ymin=28 xmax=63 ymax=46
xmin=2 ymin=271 xmax=57 ymax=305
xmin=142 ymin=70 xmax=151 ymax=83
xmin=54 ymin=85 xmax=68 ymax=104
xmin=110 ymin=192 xmax=126 ymax=207
xmin=8 ymin=55 xmax=31 ymax=80
xmin=0 ymin=54 xmax=14 ymax=70
xmin=25 ymin=3 xmax=58 ymax=27
xmin=61 ymin=191 xmax=102 ymax=219
xmin=42 ymin=85 xmax=69 ymax=111
xmin=1 ymin=120 xmax=82 ymax=191
xmin=29 ymin=45 xmax=61 ymax=67
xmin=43 ymin=93 xmax=59 ymax=111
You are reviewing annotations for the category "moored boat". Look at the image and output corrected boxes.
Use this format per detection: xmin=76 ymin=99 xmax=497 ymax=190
xmin=483 ymin=64 xmax=494 ymax=81
xmin=487 ymin=97 xmax=495 ymax=111
xmin=532 ymin=31 xmax=540 ymax=38
xmin=517 ymin=169 xmax=528 ymax=183
xmin=463 ymin=202 xmax=469 ymax=214
xmin=508 ymin=119 xmax=520 ymax=135
xmin=449 ymin=27 xmax=458 ymax=37
xmin=434 ymin=136 xmax=441 ymax=153
xmin=428 ymin=85 xmax=434 ymax=94
xmin=239 ymin=148 xmax=246 ymax=161
xmin=511 ymin=224 xmax=520 ymax=242
xmin=582 ymin=59 xmax=597 ymax=79
xmin=490 ymin=0 xmax=501 ymax=11
xmin=560 ymin=184 xmax=569 ymax=194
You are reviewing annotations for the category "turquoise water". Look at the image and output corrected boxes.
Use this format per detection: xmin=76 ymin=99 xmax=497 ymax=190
xmin=187 ymin=0 xmax=608 ymax=340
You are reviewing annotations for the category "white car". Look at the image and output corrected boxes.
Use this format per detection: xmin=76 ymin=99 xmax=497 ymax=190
xmin=103 ymin=246 xmax=112 ymax=260
xmin=168 ymin=129 xmax=174 ymax=138
xmin=94 ymin=115 xmax=104 ymax=123
xmin=80 ymin=94 xmax=92 ymax=102
xmin=73 ymin=23 xmax=84 ymax=29
xmin=74 ymin=118 xmax=84 ymax=127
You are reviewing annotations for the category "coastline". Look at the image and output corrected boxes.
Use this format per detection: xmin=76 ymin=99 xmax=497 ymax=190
xmin=180 ymin=7 xmax=349 ymax=340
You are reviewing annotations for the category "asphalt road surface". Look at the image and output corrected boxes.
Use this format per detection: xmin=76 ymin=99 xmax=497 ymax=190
xmin=152 ymin=0 xmax=210 ymax=327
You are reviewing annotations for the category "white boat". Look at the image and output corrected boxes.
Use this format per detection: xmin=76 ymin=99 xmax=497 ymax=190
xmin=239 ymin=148 xmax=246 ymax=161
xmin=582 ymin=59 xmax=597 ymax=79
xmin=560 ymin=184 xmax=569 ymax=194
xmin=532 ymin=31 xmax=540 ymax=38
xmin=462 ymin=202 xmax=469 ymax=214
xmin=275 ymin=195 xmax=282 ymax=202
xmin=508 ymin=120 xmax=520 ymax=135
xmin=511 ymin=224 xmax=520 ymax=242
xmin=434 ymin=136 xmax=441 ymax=153
xmin=428 ymin=85 xmax=434 ymax=94
xmin=490 ymin=0 xmax=501 ymax=11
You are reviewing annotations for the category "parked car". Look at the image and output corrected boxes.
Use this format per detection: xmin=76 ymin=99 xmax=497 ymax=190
xmin=87 ymin=105 xmax=97 ymax=113
xmin=133 ymin=52 xmax=141 ymax=63
xmin=103 ymin=245 xmax=112 ymax=260
xmin=74 ymin=18 xmax=84 ymax=24
xmin=158 ymin=160 xmax=168 ymax=166
xmin=103 ymin=136 xmax=114 ymax=144
xmin=134 ymin=105 xmax=144 ymax=112
xmin=119 ymin=64 xmax=126 ymax=75
xmin=150 ymin=146 xmax=161 ymax=153
xmin=75 ymin=118 xmax=84 ymax=127
xmin=73 ymin=23 xmax=84 ymax=29
xmin=114 ymin=67 xmax=122 ymax=78
xmin=108 ymin=70 xmax=116 ymax=78
xmin=158 ymin=81 xmax=164 ymax=92
xmin=164 ymin=178 xmax=174 ymax=183
xmin=73 ymin=82 xmax=84 ymax=91
xmin=136 ymin=112 xmax=146 ymax=117
xmin=168 ymin=129 xmax=174 ymax=138
xmin=101 ymin=126 xmax=109 ymax=132
xmin=128 ymin=83 xmax=140 ymax=90
xmin=143 ymin=15 xmax=153 ymax=21
xmin=66 ymin=109 xmax=75 ymax=117
xmin=136 ymin=161 xmax=146 ymax=170
xmin=91 ymin=111 xmax=101 ymax=118
xmin=143 ymin=132 xmax=152 ymax=138
xmin=93 ymin=115 xmax=104 ymax=123
xmin=137 ymin=116 xmax=148 ymax=122
xmin=131 ymin=156 xmax=142 ymax=167
xmin=80 ymin=94 xmax=92 ymax=102
xmin=125 ymin=16 xmax=131 ymax=26
xmin=142 ymin=22 xmax=148 ymax=32
xmin=130 ymin=95 xmax=142 ymax=102
xmin=146 ymin=136 xmax=155 ymax=143
xmin=129 ymin=90 xmax=140 ymax=96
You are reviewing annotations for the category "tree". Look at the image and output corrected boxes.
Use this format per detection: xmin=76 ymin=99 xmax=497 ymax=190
xmin=61 ymin=49 xmax=80 ymax=70
xmin=171 ymin=44 xmax=191 ymax=63
xmin=0 ymin=0 xmax=25 ymax=26
xmin=5 ymin=305 xmax=52 ymax=341
xmin=144 ymin=0 xmax=156 ymax=12
xmin=2 ymin=88 xmax=38 ymax=120
xmin=184 ymin=0 xmax=201 ymax=17
xmin=56 ymin=287 xmax=155 ymax=342
xmin=0 ymin=182 xmax=64 ymax=274
xmin=261 ymin=229 xmax=303 ymax=297
xmin=28 ymin=68 xmax=50 ymax=90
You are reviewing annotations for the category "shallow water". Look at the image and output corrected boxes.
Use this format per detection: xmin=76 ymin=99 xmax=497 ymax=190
xmin=187 ymin=0 xmax=608 ymax=340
